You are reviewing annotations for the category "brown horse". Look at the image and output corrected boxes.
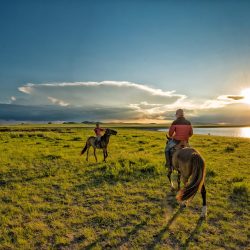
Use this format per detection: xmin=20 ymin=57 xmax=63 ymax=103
xmin=80 ymin=128 xmax=117 ymax=162
xmin=167 ymin=138 xmax=207 ymax=217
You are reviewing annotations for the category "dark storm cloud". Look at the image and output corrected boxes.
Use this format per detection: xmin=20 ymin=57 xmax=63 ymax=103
xmin=227 ymin=95 xmax=244 ymax=100
xmin=0 ymin=104 xmax=139 ymax=122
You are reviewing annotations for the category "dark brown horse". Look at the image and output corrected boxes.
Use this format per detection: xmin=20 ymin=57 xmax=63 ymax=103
xmin=80 ymin=128 xmax=117 ymax=162
xmin=167 ymin=138 xmax=207 ymax=217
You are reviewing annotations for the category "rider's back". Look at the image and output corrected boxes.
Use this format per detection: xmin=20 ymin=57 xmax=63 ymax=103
xmin=169 ymin=117 xmax=193 ymax=141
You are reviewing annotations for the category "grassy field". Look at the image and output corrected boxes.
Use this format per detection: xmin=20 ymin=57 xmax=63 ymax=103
xmin=0 ymin=126 xmax=249 ymax=249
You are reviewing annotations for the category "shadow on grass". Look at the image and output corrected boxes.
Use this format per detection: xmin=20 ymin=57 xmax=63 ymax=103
xmin=182 ymin=217 xmax=205 ymax=249
xmin=146 ymin=206 xmax=183 ymax=249
xmin=146 ymin=208 xmax=206 ymax=249
xmin=165 ymin=190 xmax=179 ymax=210
xmin=114 ymin=219 xmax=150 ymax=249
xmin=0 ymin=171 xmax=58 ymax=187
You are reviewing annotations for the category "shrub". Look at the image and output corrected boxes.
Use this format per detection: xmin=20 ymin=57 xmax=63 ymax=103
xmin=139 ymin=164 xmax=157 ymax=175
xmin=44 ymin=154 xmax=62 ymax=160
xmin=230 ymin=183 xmax=249 ymax=204
xmin=71 ymin=137 xmax=82 ymax=141
xmin=224 ymin=146 xmax=235 ymax=153
xmin=232 ymin=183 xmax=248 ymax=197
xmin=206 ymin=169 xmax=216 ymax=178
xmin=231 ymin=176 xmax=244 ymax=183
xmin=138 ymin=140 xmax=146 ymax=144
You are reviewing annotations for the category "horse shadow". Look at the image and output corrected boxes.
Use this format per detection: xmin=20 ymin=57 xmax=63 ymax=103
xmin=181 ymin=217 xmax=205 ymax=249
xmin=147 ymin=200 xmax=205 ymax=249
xmin=165 ymin=190 xmax=179 ymax=210
xmin=147 ymin=206 xmax=184 ymax=249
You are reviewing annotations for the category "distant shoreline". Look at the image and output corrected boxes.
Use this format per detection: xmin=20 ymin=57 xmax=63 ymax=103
xmin=0 ymin=123 xmax=250 ymax=132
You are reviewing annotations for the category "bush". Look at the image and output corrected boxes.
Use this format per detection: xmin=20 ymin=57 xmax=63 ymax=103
xmin=71 ymin=137 xmax=82 ymax=141
xmin=224 ymin=146 xmax=235 ymax=153
xmin=232 ymin=183 xmax=248 ymax=197
xmin=44 ymin=154 xmax=62 ymax=160
xmin=206 ymin=169 xmax=216 ymax=178
xmin=231 ymin=176 xmax=244 ymax=183
xmin=230 ymin=183 xmax=249 ymax=204
xmin=139 ymin=164 xmax=157 ymax=174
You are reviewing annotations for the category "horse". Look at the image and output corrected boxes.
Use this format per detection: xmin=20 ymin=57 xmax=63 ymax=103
xmin=166 ymin=138 xmax=207 ymax=217
xmin=80 ymin=128 xmax=117 ymax=162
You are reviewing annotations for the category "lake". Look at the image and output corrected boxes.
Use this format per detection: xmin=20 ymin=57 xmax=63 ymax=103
xmin=158 ymin=127 xmax=250 ymax=138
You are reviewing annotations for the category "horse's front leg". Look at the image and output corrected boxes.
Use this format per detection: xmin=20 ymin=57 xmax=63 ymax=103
xmin=103 ymin=149 xmax=106 ymax=162
xmin=93 ymin=148 xmax=97 ymax=162
xmin=86 ymin=147 xmax=89 ymax=161
xmin=201 ymin=184 xmax=207 ymax=217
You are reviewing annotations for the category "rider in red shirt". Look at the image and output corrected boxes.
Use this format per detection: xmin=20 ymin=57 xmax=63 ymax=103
xmin=165 ymin=109 xmax=193 ymax=168
xmin=94 ymin=123 xmax=105 ymax=146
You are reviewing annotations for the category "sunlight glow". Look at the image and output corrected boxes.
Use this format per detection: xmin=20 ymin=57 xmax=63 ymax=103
xmin=240 ymin=88 xmax=250 ymax=104
xmin=239 ymin=127 xmax=250 ymax=138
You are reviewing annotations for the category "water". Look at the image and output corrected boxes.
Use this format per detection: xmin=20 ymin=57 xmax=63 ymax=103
xmin=158 ymin=127 xmax=250 ymax=138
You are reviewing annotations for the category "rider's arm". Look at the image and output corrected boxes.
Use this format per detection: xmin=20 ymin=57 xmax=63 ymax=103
xmin=168 ymin=124 xmax=176 ymax=137
xmin=189 ymin=126 xmax=193 ymax=137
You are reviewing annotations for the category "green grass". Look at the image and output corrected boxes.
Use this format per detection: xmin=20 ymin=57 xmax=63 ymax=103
xmin=0 ymin=126 xmax=249 ymax=249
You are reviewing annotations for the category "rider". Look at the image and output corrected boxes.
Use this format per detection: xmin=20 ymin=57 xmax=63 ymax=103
xmin=94 ymin=123 xmax=105 ymax=147
xmin=165 ymin=109 xmax=193 ymax=169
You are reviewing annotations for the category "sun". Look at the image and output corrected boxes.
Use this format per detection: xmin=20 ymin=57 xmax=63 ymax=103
xmin=240 ymin=88 xmax=250 ymax=104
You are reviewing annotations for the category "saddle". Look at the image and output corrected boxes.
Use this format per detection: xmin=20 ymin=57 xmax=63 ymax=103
xmin=174 ymin=140 xmax=189 ymax=150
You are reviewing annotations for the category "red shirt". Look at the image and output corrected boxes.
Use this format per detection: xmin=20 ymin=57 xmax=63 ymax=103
xmin=169 ymin=117 xmax=193 ymax=141
xmin=94 ymin=128 xmax=104 ymax=136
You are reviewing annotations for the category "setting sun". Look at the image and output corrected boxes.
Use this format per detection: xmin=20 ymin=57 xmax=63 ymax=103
xmin=241 ymin=88 xmax=250 ymax=104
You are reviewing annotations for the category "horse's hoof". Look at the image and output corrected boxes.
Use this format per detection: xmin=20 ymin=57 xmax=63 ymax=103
xmin=179 ymin=201 xmax=187 ymax=208
xmin=201 ymin=206 xmax=207 ymax=218
xmin=180 ymin=203 xmax=186 ymax=208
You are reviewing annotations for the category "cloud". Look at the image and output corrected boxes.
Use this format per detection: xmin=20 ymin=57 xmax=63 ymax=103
xmin=17 ymin=81 xmax=185 ymax=107
xmin=227 ymin=95 xmax=244 ymax=100
xmin=19 ymin=81 xmax=180 ymax=97
xmin=200 ymin=94 xmax=244 ymax=109
xmin=18 ymin=84 xmax=33 ymax=94
xmin=48 ymin=97 xmax=70 ymax=107
xmin=0 ymin=104 xmax=139 ymax=122
xmin=2 ymin=80 xmax=249 ymax=123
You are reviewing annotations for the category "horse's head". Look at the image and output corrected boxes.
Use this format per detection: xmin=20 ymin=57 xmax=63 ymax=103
xmin=105 ymin=128 xmax=118 ymax=136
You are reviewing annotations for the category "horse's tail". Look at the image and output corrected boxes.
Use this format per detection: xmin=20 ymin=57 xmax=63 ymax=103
xmin=176 ymin=152 xmax=205 ymax=202
xmin=80 ymin=143 xmax=88 ymax=156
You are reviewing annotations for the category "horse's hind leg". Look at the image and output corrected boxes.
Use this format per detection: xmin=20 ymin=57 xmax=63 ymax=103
xmin=167 ymin=168 xmax=175 ymax=191
xmin=201 ymin=184 xmax=207 ymax=217
xmin=93 ymin=148 xmax=97 ymax=162
xmin=177 ymin=171 xmax=181 ymax=190
xmin=103 ymin=149 xmax=106 ymax=162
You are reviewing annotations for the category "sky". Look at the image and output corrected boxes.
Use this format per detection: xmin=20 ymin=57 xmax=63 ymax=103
xmin=1 ymin=0 xmax=250 ymax=124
